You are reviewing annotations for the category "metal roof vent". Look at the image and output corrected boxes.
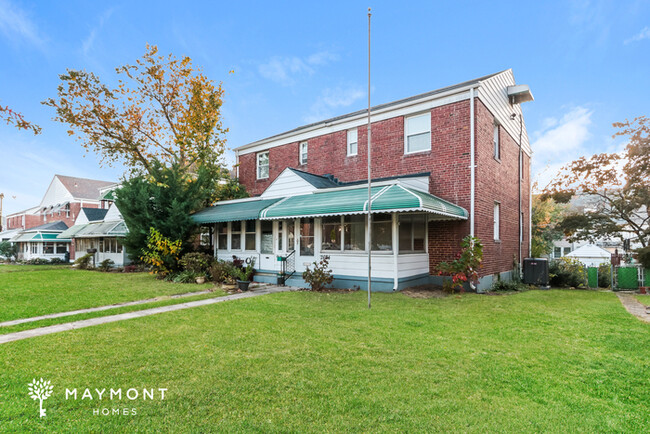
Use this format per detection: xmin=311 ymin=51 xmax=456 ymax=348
xmin=507 ymin=85 xmax=534 ymax=104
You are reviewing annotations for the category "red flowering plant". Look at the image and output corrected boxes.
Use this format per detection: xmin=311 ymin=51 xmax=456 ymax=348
xmin=436 ymin=236 xmax=483 ymax=293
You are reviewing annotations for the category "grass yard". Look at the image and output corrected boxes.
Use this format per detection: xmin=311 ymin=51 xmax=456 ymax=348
xmin=634 ymin=294 xmax=649 ymax=306
xmin=1 ymin=288 xmax=648 ymax=432
xmin=0 ymin=266 xmax=219 ymax=323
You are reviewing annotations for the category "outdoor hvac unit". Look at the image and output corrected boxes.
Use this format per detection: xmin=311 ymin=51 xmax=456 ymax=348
xmin=523 ymin=258 xmax=549 ymax=286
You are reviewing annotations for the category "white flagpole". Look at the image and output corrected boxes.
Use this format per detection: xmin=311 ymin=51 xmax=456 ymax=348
xmin=367 ymin=7 xmax=372 ymax=309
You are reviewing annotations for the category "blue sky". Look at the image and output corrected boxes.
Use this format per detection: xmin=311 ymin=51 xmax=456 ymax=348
xmin=0 ymin=0 xmax=648 ymax=216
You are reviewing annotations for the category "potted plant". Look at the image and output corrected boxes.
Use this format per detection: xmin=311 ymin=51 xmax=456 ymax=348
xmin=233 ymin=259 xmax=256 ymax=291
xmin=195 ymin=274 xmax=206 ymax=284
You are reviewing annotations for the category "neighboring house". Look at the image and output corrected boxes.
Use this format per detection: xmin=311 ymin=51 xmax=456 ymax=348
xmin=4 ymin=175 xmax=117 ymax=260
xmin=565 ymin=244 xmax=611 ymax=267
xmin=11 ymin=221 xmax=71 ymax=261
xmin=58 ymin=202 xmax=130 ymax=266
xmin=4 ymin=174 xmax=116 ymax=232
xmin=194 ymin=70 xmax=534 ymax=291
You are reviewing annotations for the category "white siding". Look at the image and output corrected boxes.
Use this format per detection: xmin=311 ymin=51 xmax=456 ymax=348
xmin=39 ymin=176 xmax=74 ymax=208
xmin=261 ymin=169 xmax=318 ymax=198
xmin=398 ymin=176 xmax=429 ymax=193
xmin=104 ymin=203 xmax=123 ymax=221
xmin=397 ymin=253 xmax=429 ymax=278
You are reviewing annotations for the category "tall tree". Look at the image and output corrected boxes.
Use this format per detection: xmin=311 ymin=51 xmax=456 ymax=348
xmin=544 ymin=116 xmax=649 ymax=247
xmin=43 ymin=45 xmax=227 ymax=176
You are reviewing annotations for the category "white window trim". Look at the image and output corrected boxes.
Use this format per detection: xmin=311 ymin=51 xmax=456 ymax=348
xmin=493 ymin=122 xmax=500 ymax=161
xmin=299 ymin=142 xmax=308 ymax=165
xmin=347 ymin=129 xmax=358 ymax=156
xmin=257 ymin=152 xmax=269 ymax=180
xmin=404 ymin=112 xmax=431 ymax=155
xmin=493 ymin=202 xmax=501 ymax=241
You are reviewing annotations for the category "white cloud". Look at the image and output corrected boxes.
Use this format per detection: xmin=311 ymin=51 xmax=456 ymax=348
xmin=531 ymin=106 xmax=593 ymax=190
xmin=0 ymin=0 xmax=44 ymax=49
xmin=303 ymin=86 xmax=365 ymax=124
xmin=258 ymin=50 xmax=339 ymax=85
xmin=82 ymin=8 xmax=114 ymax=56
xmin=624 ymin=26 xmax=650 ymax=44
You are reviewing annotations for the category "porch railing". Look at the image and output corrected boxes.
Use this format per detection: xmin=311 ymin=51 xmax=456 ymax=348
xmin=278 ymin=250 xmax=296 ymax=286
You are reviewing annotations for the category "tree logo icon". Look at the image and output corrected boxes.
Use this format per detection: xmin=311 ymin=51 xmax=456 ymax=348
xmin=27 ymin=378 xmax=53 ymax=418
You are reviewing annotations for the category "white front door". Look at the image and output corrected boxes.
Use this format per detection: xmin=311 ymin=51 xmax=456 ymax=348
xmin=259 ymin=220 xmax=277 ymax=271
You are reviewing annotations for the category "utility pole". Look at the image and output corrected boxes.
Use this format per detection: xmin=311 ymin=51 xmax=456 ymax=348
xmin=366 ymin=7 xmax=372 ymax=309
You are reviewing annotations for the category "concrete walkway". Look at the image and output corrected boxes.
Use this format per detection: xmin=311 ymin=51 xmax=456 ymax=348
xmin=0 ymin=285 xmax=292 ymax=345
xmin=616 ymin=292 xmax=650 ymax=323
xmin=0 ymin=290 xmax=213 ymax=327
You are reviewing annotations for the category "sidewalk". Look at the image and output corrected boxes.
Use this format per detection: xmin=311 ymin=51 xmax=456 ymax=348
xmin=616 ymin=292 xmax=650 ymax=323
xmin=0 ymin=285 xmax=293 ymax=345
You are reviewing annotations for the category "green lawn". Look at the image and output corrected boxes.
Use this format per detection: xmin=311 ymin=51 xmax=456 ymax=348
xmin=634 ymin=294 xmax=649 ymax=306
xmin=1 ymin=289 xmax=648 ymax=432
xmin=0 ymin=266 xmax=218 ymax=323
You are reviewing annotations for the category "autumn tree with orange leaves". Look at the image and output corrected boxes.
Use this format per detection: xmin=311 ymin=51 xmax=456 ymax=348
xmin=0 ymin=104 xmax=41 ymax=135
xmin=543 ymin=116 xmax=649 ymax=248
xmin=43 ymin=45 xmax=227 ymax=176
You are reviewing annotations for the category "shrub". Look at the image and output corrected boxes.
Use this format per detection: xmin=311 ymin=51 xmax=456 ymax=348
xmin=26 ymin=258 xmax=50 ymax=265
xmin=173 ymin=270 xmax=198 ymax=283
xmin=232 ymin=258 xmax=256 ymax=282
xmin=123 ymin=264 xmax=141 ymax=273
xmin=490 ymin=279 xmax=525 ymax=292
xmin=140 ymin=227 xmax=182 ymax=276
xmin=0 ymin=241 xmax=18 ymax=261
xmin=74 ymin=253 xmax=94 ymax=270
xmin=549 ymin=257 xmax=587 ymax=288
xmin=209 ymin=260 xmax=236 ymax=284
xmin=303 ymin=256 xmax=334 ymax=291
xmin=179 ymin=252 xmax=212 ymax=274
xmin=49 ymin=257 xmax=67 ymax=264
xmin=436 ymin=236 xmax=484 ymax=293
xmin=598 ymin=263 xmax=612 ymax=288
xmin=98 ymin=259 xmax=115 ymax=272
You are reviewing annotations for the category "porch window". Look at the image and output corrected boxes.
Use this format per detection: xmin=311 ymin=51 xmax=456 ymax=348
xmin=257 ymin=152 xmax=269 ymax=179
xmin=56 ymin=243 xmax=67 ymax=254
xmin=343 ymin=215 xmax=365 ymax=251
xmin=321 ymin=217 xmax=342 ymax=251
xmin=371 ymin=213 xmax=393 ymax=251
xmin=300 ymin=142 xmax=308 ymax=165
xmin=99 ymin=238 xmax=104 ymax=253
xmin=31 ymin=244 xmax=38 ymax=254
xmin=405 ymin=113 xmax=431 ymax=154
xmin=399 ymin=214 xmax=426 ymax=253
xmin=299 ymin=218 xmax=314 ymax=256
xmin=347 ymin=129 xmax=358 ymax=156
xmin=116 ymin=239 xmax=123 ymax=253
xmin=277 ymin=221 xmax=284 ymax=251
xmin=231 ymin=221 xmax=242 ymax=250
xmin=217 ymin=223 xmax=228 ymax=250
xmin=261 ymin=221 xmax=273 ymax=254
xmin=287 ymin=220 xmax=295 ymax=252
xmin=244 ymin=220 xmax=256 ymax=251
xmin=43 ymin=243 xmax=54 ymax=254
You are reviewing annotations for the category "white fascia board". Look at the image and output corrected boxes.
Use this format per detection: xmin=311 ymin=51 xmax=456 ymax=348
xmin=236 ymin=89 xmax=473 ymax=156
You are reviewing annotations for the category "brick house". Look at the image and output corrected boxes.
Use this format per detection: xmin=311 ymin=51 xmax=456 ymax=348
xmin=194 ymin=70 xmax=533 ymax=291
xmin=3 ymin=175 xmax=117 ymax=260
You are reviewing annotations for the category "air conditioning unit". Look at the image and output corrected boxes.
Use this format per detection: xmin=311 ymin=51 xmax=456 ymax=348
xmin=523 ymin=258 xmax=549 ymax=287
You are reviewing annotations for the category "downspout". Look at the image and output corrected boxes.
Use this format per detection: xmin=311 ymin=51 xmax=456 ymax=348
xmin=518 ymin=114 xmax=523 ymax=268
xmin=469 ymin=88 xmax=476 ymax=237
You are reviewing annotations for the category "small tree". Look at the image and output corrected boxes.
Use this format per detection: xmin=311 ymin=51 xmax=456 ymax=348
xmin=437 ymin=236 xmax=483 ymax=293
xmin=531 ymin=193 xmax=566 ymax=257
xmin=141 ymin=227 xmax=182 ymax=276
xmin=0 ymin=241 xmax=18 ymax=262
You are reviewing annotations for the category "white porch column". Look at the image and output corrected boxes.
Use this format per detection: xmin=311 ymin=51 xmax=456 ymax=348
xmin=392 ymin=213 xmax=399 ymax=291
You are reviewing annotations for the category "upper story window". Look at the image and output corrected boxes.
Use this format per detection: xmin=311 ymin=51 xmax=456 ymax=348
xmin=257 ymin=152 xmax=269 ymax=179
xmin=347 ymin=129 xmax=358 ymax=156
xmin=493 ymin=122 xmax=500 ymax=160
xmin=405 ymin=113 xmax=431 ymax=154
xmin=300 ymin=142 xmax=308 ymax=165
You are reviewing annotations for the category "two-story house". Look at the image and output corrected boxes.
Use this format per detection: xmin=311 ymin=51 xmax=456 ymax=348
xmin=193 ymin=69 xmax=533 ymax=291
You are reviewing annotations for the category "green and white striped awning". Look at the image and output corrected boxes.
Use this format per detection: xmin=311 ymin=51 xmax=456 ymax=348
xmin=57 ymin=221 xmax=128 ymax=239
xmin=260 ymin=184 xmax=467 ymax=220
xmin=191 ymin=198 xmax=282 ymax=224
xmin=11 ymin=232 xmax=70 ymax=242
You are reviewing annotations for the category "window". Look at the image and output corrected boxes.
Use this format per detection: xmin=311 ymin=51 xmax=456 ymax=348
xmin=231 ymin=221 xmax=242 ymax=250
xmin=116 ymin=239 xmax=123 ymax=253
xmin=405 ymin=113 xmax=431 ymax=154
xmin=277 ymin=221 xmax=284 ymax=251
xmin=554 ymin=247 xmax=562 ymax=258
xmin=344 ymin=215 xmax=365 ymax=251
xmin=563 ymin=247 xmax=571 ymax=256
xmin=43 ymin=242 xmax=54 ymax=254
xmin=257 ymin=152 xmax=269 ymax=179
xmin=299 ymin=218 xmax=314 ymax=256
xmin=371 ymin=213 xmax=393 ymax=251
xmin=300 ymin=142 xmax=308 ymax=165
xmin=217 ymin=223 xmax=228 ymax=250
xmin=399 ymin=214 xmax=426 ymax=252
xmin=493 ymin=123 xmax=500 ymax=160
xmin=347 ymin=129 xmax=358 ymax=156
xmin=261 ymin=221 xmax=273 ymax=254
xmin=321 ymin=217 xmax=342 ymax=251
xmin=493 ymin=202 xmax=500 ymax=241
xmin=56 ymin=243 xmax=67 ymax=254
xmin=245 ymin=220 xmax=256 ymax=251
xmin=287 ymin=220 xmax=295 ymax=252
xmin=31 ymin=243 xmax=38 ymax=254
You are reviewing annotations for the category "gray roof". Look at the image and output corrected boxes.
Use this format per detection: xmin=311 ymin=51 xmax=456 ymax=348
xmin=22 ymin=221 xmax=69 ymax=232
xmin=236 ymin=70 xmax=506 ymax=150
xmin=56 ymin=175 xmax=116 ymax=200
xmin=289 ymin=168 xmax=340 ymax=189
xmin=82 ymin=207 xmax=108 ymax=222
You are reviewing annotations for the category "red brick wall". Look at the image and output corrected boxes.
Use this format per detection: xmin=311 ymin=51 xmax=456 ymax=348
xmin=238 ymin=98 xmax=530 ymax=277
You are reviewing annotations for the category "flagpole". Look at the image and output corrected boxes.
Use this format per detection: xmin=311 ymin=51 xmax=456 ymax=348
xmin=367 ymin=7 xmax=372 ymax=309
